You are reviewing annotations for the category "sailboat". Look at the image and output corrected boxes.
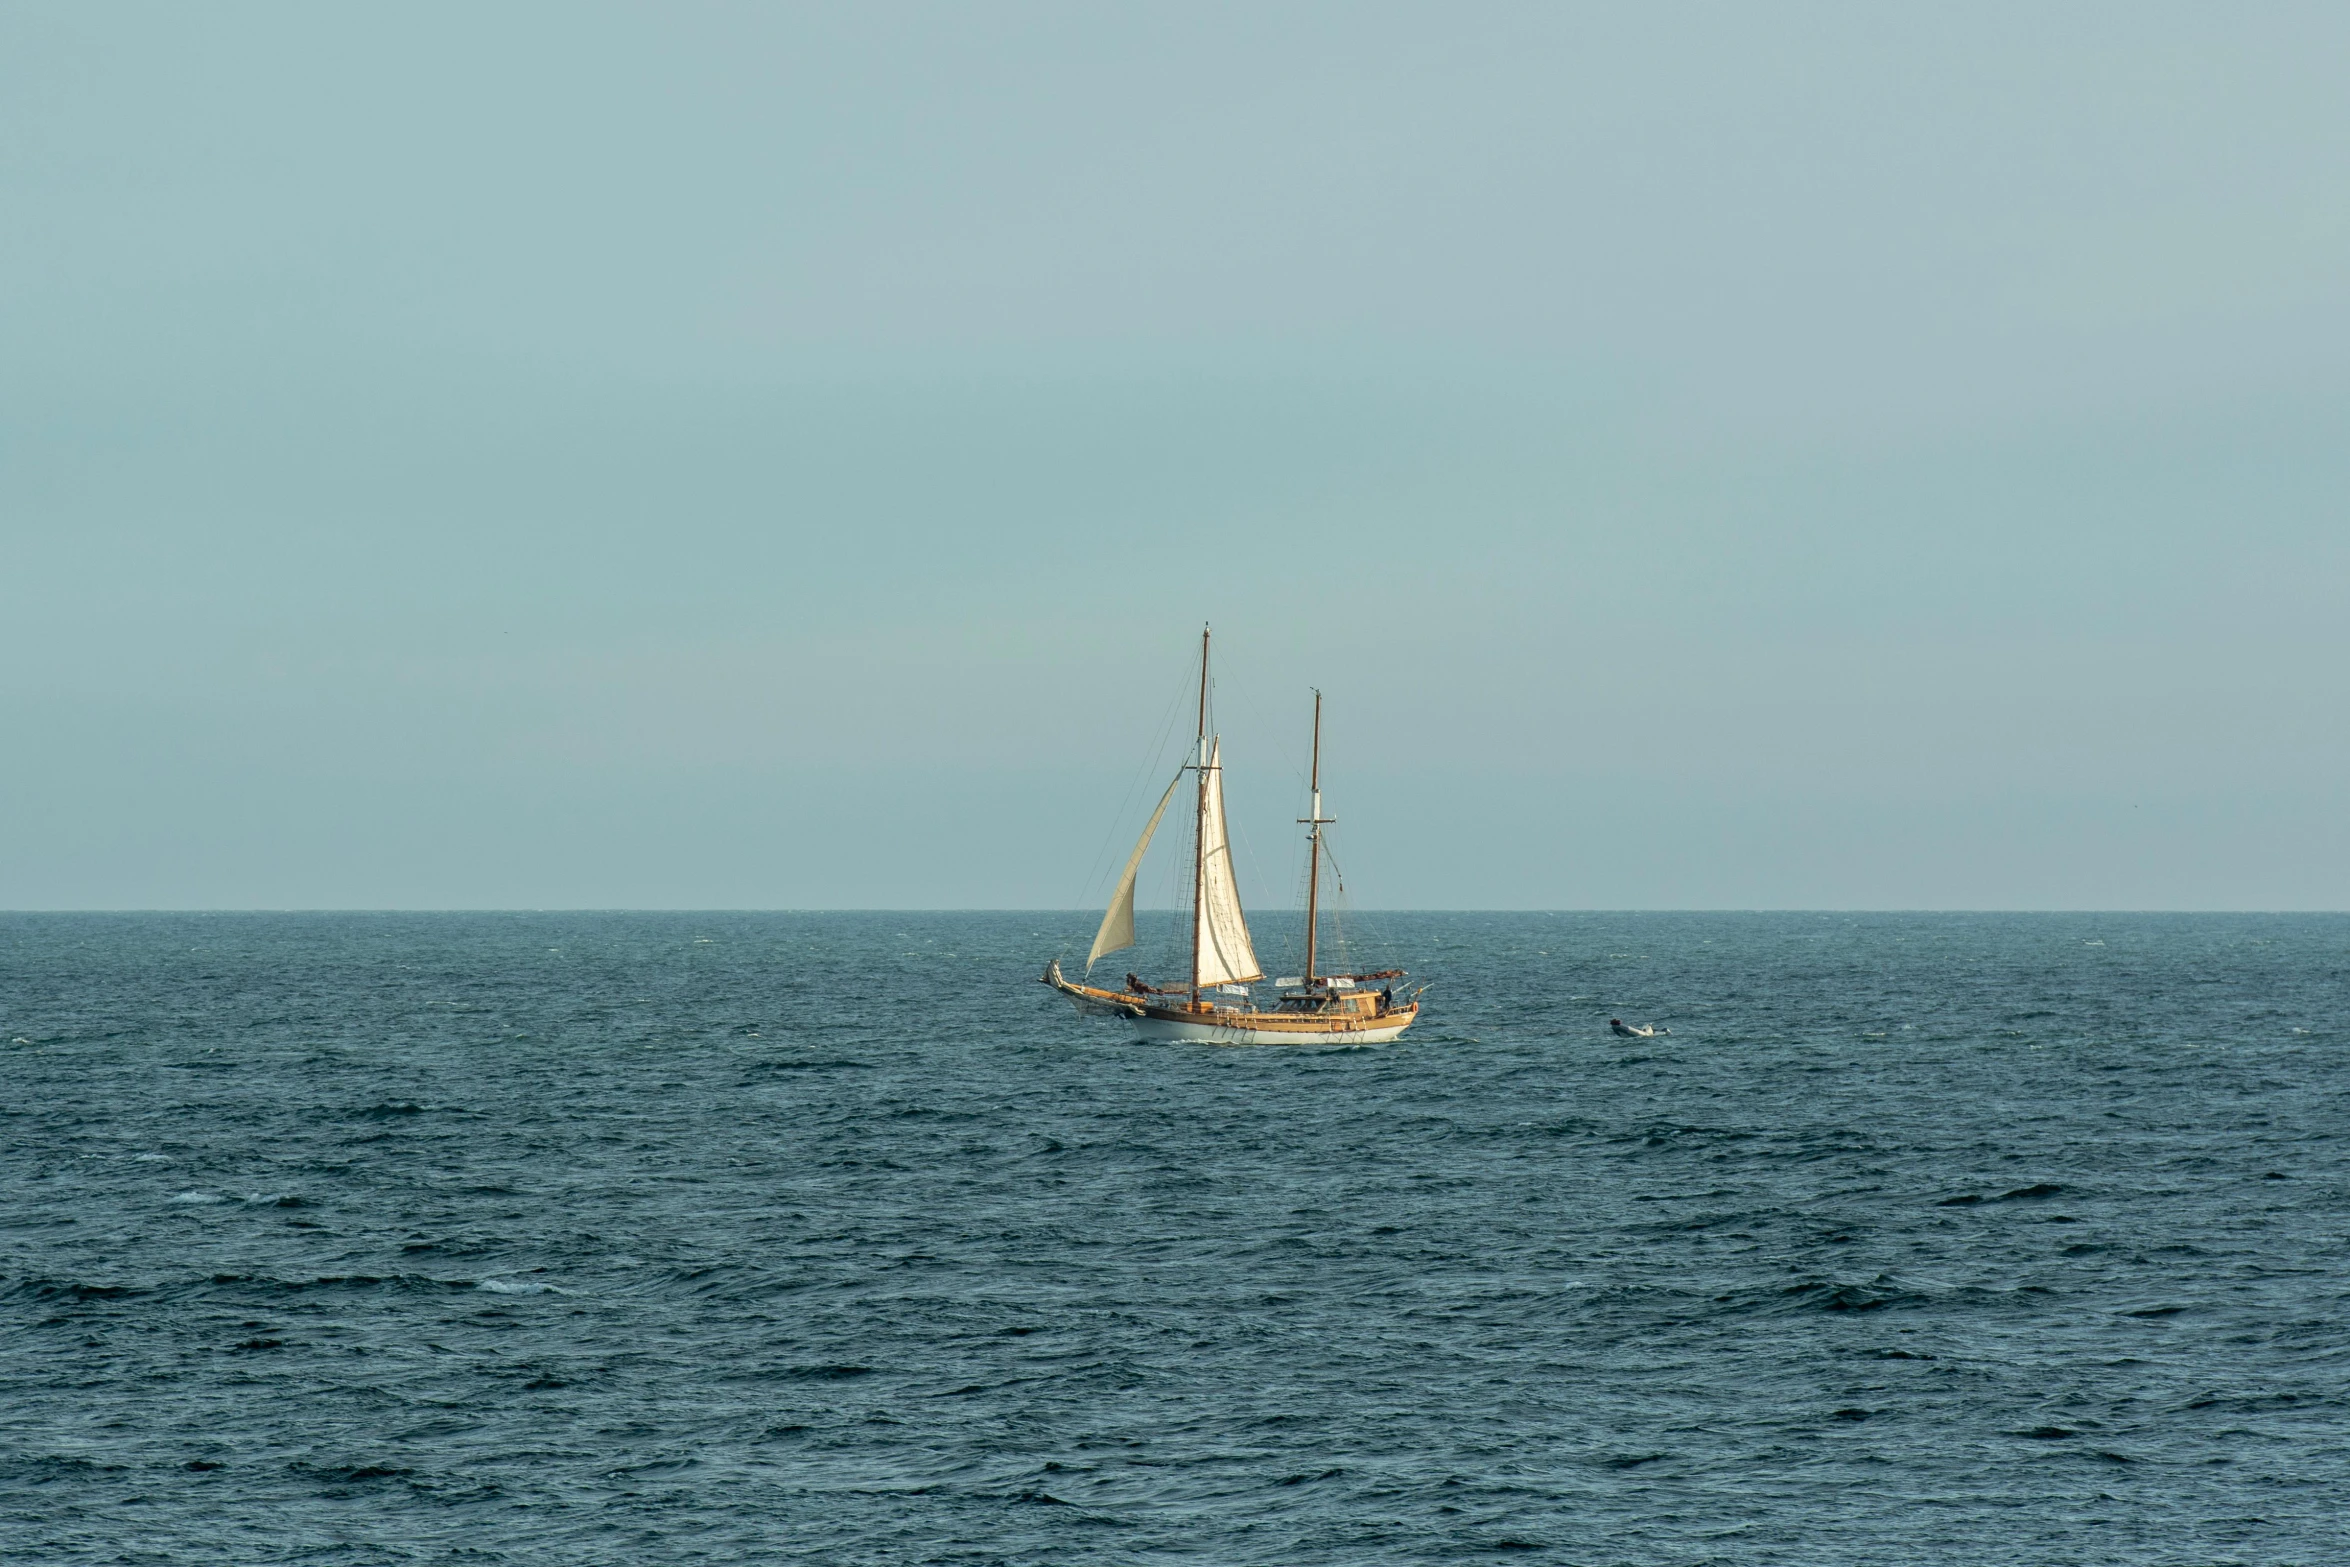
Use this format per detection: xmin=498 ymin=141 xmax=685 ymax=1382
xmin=1041 ymin=627 xmax=1422 ymax=1045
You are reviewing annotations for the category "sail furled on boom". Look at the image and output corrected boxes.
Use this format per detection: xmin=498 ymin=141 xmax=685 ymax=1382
xmin=1087 ymin=771 xmax=1183 ymax=972
xmin=1192 ymin=739 xmax=1264 ymax=986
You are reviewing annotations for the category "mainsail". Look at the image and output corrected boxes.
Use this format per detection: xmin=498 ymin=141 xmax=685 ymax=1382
xmin=1087 ymin=771 xmax=1183 ymax=971
xmin=1192 ymin=739 xmax=1263 ymax=986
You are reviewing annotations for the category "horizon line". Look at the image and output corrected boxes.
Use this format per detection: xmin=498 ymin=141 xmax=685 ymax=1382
xmin=2 ymin=907 xmax=2344 ymax=917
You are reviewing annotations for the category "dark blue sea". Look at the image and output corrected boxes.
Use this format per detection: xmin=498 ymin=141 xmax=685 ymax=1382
xmin=3 ymin=912 xmax=2345 ymax=1564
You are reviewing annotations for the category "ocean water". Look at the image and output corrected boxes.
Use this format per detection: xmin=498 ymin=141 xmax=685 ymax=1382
xmin=2 ymin=911 xmax=2345 ymax=1565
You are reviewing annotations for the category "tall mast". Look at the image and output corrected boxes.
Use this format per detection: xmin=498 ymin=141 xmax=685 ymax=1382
xmin=1189 ymin=624 xmax=1209 ymax=1005
xmin=1299 ymin=689 xmax=1333 ymax=984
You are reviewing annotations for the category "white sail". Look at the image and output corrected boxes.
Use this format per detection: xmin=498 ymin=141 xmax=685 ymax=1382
xmin=1087 ymin=771 xmax=1183 ymax=971
xmin=1192 ymin=739 xmax=1264 ymax=986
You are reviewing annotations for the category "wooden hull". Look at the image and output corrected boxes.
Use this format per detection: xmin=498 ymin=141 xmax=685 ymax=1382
xmin=1125 ymin=1008 xmax=1417 ymax=1045
xmin=1042 ymin=964 xmax=1417 ymax=1046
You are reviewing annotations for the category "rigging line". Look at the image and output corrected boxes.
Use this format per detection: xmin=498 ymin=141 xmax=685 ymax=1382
xmin=1231 ymin=680 xmax=1333 ymax=946
xmin=1216 ymin=676 xmax=1316 ymax=963
xmin=1201 ymin=638 xmax=1307 ymax=932
xmin=1316 ymin=827 xmax=1347 ymax=971
xmin=1309 ymin=827 xmax=1400 ymax=975
xmin=1219 ymin=738 xmax=1276 ymax=971
xmin=1269 ymin=840 xmax=1315 ymax=981
xmin=1074 ymin=658 xmax=1195 ymax=909
xmin=1145 ymin=773 xmax=1196 ymax=979
xmin=1224 ymin=670 xmax=1314 ymax=800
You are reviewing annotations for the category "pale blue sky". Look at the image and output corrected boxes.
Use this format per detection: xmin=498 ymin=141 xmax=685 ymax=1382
xmin=4 ymin=3 xmax=2346 ymax=908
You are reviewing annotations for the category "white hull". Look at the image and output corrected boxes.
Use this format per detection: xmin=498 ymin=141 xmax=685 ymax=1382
xmin=1100 ymin=1000 xmax=1412 ymax=1046
xmin=1049 ymin=966 xmax=1416 ymax=1045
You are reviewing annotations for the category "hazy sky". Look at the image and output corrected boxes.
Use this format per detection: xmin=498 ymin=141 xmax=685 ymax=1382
xmin=5 ymin=3 xmax=2347 ymax=909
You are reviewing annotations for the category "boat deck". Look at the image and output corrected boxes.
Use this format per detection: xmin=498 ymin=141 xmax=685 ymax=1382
xmin=1043 ymin=964 xmax=1418 ymax=1043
